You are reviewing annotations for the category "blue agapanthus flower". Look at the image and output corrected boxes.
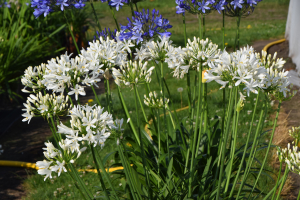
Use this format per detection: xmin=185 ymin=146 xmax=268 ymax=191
xmin=175 ymin=0 xmax=215 ymax=15
xmin=175 ymin=0 xmax=262 ymax=15
xmin=94 ymin=28 xmax=118 ymax=41
xmin=119 ymin=9 xmax=172 ymax=44
xmin=101 ymin=0 xmax=142 ymax=11
xmin=31 ymin=0 xmax=86 ymax=17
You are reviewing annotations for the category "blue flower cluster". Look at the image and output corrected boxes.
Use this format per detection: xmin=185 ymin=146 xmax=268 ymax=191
xmin=100 ymin=0 xmax=128 ymax=11
xmin=119 ymin=9 xmax=172 ymax=44
xmin=31 ymin=0 xmax=86 ymax=17
xmin=101 ymin=0 xmax=143 ymax=11
xmin=94 ymin=28 xmax=118 ymax=41
xmin=175 ymin=0 xmax=262 ymax=15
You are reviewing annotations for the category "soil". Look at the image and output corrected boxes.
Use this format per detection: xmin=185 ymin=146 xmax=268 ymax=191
xmin=0 ymin=40 xmax=299 ymax=199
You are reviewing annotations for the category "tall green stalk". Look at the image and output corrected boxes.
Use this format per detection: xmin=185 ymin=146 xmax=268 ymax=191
xmin=224 ymin=88 xmax=239 ymax=194
xmin=63 ymin=11 xmax=80 ymax=54
xmin=182 ymin=15 xmax=187 ymax=45
xmin=202 ymin=14 xmax=206 ymax=38
xmin=108 ymin=0 xmax=120 ymax=31
xmin=198 ymin=13 xmax=202 ymax=39
xmin=234 ymin=15 xmax=241 ymax=51
xmin=188 ymin=63 xmax=203 ymax=197
xmin=275 ymin=166 xmax=289 ymax=200
xmin=90 ymin=145 xmax=110 ymax=199
xmin=216 ymin=86 xmax=236 ymax=198
xmin=91 ymin=85 xmax=101 ymax=106
xmin=249 ymin=101 xmax=282 ymax=196
xmin=237 ymin=100 xmax=281 ymax=197
xmin=271 ymin=160 xmax=283 ymax=200
xmin=222 ymin=11 xmax=225 ymax=50
xmin=117 ymin=86 xmax=140 ymax=145
xmin=89 ymin=0 xmax=102 ymax=32
xmin=229 ymin=91 xmax=261 ymax=198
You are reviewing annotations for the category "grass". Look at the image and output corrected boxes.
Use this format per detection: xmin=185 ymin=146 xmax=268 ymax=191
xmin=24 ymin=0 xmax=290 ymax=199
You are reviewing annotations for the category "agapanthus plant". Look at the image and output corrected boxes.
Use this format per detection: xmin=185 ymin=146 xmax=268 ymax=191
xmin=119 ymin=9 xmax=172 ymax=44
xmin=100 ymin=0 xmax=144 ymax=11
xmin=30 ymin=0 xmax=86 ymax=17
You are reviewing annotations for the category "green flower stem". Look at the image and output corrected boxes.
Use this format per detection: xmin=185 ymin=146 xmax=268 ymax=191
xmin=117 ymin=86 xmax=140 ymax=145
xmin=157 ymin=108 xmax=161 ymax=188
xmin=108 ymin=1 xmax=120 ymax=31
xmin=117 ymin=144 xmax=136 ymax=199
xmin=182 ymin=15 xmax=187 ymax=45
xmin=238 ymin=100 xmax=281 ymax=198
xmin=160 ymin=62 xmax=169 ymax=160
xmin=236 ymin=96 xmax=267 ymax=197
xmin=272 ymin=160 xmax=283 ymax=200
xmin=187 ymin=73 xmax=192 ymax=129
xmin=63 ymin=11 xmax=80 ymax=54
xmin=203 ymin=82 xmax=209 ymax=154
xmin=222 ymin=11 xmax=225 ymax=50
xmin=188 ymin=64 xmax=203 ymax=197
xmin=129 ymin=0 xmax=135 ymax=17
xmin=90 ymin=145 xmax=110 ymax=199
xmin=122 ymin=142 xmax=143 ymax=199
xmin=198 ymin=13 xmax=202 ymax=39
xmin=65 ymin=165 xmax=88 ymax=200
xmin=134 ymin=84 xmax=147 ymax=124
xmin=224 ymin=90 xmax=239 ymax=194
xmin=234 ymin=15 xmax=241 ymax=51
xmin=229 ymin=91 xmax=261 ymax=198
xmin=68 ymin=163 xmax=94 ymax=199
xmin=105 ymin=79 xmax=113 ymax=113
xmin=263 ymin=176 xmax=284 ymax=200
xmin=275 ymin=166 xmax=289 ymax=200
xmin=145 ymin=83 xmax=158 ymax=133
xmin=134 ymin=84 xmax=152 ymax=198
xmin=91 ymin=85 xmax=101 ymax=106
xmin=90 ymin=0 xmax=102 ymax=32
xmin=47 ymin=122 xmax=59 ymax=147
xmin=134 ymin=3 xmax=139 ymax=12
xmin=249 ymin=101 xmax=281 ymax=196
xmin=216 ymin=86 xmax=236 ymax=199
xmin=191 ymin=74 xmax=197 ymax=120
xmin=93 ymin=146 xmax=120 ymax=200
xmin=202 ymin=14 xmax=205 ymax=38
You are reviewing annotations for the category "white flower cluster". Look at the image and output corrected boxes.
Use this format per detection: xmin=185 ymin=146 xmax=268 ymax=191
xmin=143 ymin=36 xmax=172 ymax=62
xmin=204 ymin=47 xmax=290 ymax=97
xmin=21 ymin=65 xmax=46 ymax=93
xmin=289 ymin=126 xmax=300 ymax=141
xmin=22 ymin=92 xmax=69 ymax=123
xmin=112 ymin=60 xmax=155 ymax=86
xmin=80 ymin=37 xmax=133 ymax=71
xmin=166 ymin=37 xmax=219 ymax=78
xmin=144 ymin=91 xmax=169 ymax=109
xmin=58 ymin=105 xmax=115 ymax=148
xmin=36 ymin=141 xmax=87 ymax=181
xmin=277 ymin=143 xmax=300 ymax=175
xmin=22 ymin=36 xmax=134 ymax=101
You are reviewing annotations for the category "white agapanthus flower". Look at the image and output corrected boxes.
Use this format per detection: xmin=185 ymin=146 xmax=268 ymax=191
xmin=166 ymin=37 xmax=219 ymax=79
xmin=277 ymin=143 xmax=300 ymax=175
xmin=36 ymin=140 xmax=87 ymax=181
xmin=112 ymin=60 xmax=155 ymax=87
xmin=204 ymin=48 xmax=291 ymax=97
xmin=81 ymin=37 xmax=130 ymax=70
xmin=144 ymin=35 xmax=172 ymax=62
xmin=59 ymin=105 xmax=114 ymax=148
xmin=21 ymin=64 xmax=46 ymax=93
xmin=22 ymin=92 xmax=69 ymax=123
xmin=144 ymin=90 xmax=169 ymax=109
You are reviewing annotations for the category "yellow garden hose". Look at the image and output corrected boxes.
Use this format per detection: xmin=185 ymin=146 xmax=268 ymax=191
xmin=262 ymin=39 xmax=286 ymax=52
xmin=0 ymin=39 xmax=286 ymax=173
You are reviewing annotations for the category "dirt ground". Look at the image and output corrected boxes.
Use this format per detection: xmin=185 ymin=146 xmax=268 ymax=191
xmin=0 ymin=40 xmax=299 ymax=199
